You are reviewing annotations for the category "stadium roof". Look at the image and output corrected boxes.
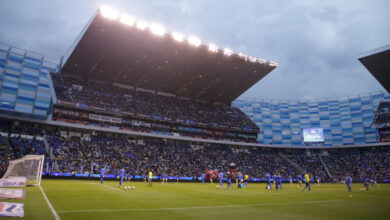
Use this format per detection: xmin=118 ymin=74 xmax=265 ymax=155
xmin=358 ymin=45 xmax=390 ymax=93
xmin=61 ymin=8 xmax=277 ymax=104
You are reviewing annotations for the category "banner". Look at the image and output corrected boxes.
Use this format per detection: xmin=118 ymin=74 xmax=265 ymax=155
xmin=0 ymin=202 xmax=24 ymax=217
xmin=0 ymin=188 xmax=25 ymax=199
xmin=0 ymin=177 xmax=26 ymax=187
xmin=89 ymin=113 xmax=122 ymax=124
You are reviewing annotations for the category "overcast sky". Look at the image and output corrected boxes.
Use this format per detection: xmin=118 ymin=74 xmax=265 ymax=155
xmin=0 ymin=0 xmax=389 ymax=101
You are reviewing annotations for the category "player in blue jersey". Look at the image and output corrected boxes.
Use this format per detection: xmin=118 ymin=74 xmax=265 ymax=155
xmin=297 ymin=174 xmax=303 ymax=188
xmin=118 ymin=168 xmax=125 ymax=188
xmin=219 ymin=172 xmax=224 ymax=188
xmin=161 ymin=174 xmax=165 ymax=184
xmin=237 ymin=173 xmax=243 ymax=187
xmin=265 ymin=173 xmax=272 ymax=190
xmin=289 ymin=175 xmax=293 ymax=184
xmin=100 ymin=166 xmax=105 ymax=184
xmin=345 ymin=175 xmax=352 ymax=192
xmin=201 ymin=173 xmax=206 ymax=184
xmin=227 ymin=172 xmax=232 ymax=189
xmin=275 ymin=173 xmax=282 ymax=190
xmin=363 ymin=177 xmax=369 ymax=191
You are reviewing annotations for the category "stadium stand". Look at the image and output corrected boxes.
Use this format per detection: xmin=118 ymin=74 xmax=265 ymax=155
xmin=51 ymin=73 xmax=259 ymax=142
xmin=1 ymin=120 xmax=389 ymax=183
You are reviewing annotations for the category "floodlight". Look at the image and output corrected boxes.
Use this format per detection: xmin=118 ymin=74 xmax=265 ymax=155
xmin=224 ymin=48 xmax=233 ymax=56
xmin=188 ymin=36 xmax=201 ymax=47
xmin=172 ymin=32 xmax=184 ymax=42
xmin=257 ymin=59 xmax=266 ymax=64
xmin=249 ymin=56 xmax=257 ymax=62
xmin=208 ymin=43 xmax=218 ymax=52
xmin=120 ymin=14 xmax=136 ymax=26
xmin=150 ymin=24 xmax=165 ymax=36
xmin=269 ymin=61 xmax=278 ymax=67
xmin=137 ymin=21 xmax=148 ymax=30
xmin=100 ymin=6 xmax=119 ymax=20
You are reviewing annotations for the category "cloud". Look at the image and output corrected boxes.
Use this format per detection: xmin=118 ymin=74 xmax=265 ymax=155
xmin=0 ymin=0 xmax=388 ymax=100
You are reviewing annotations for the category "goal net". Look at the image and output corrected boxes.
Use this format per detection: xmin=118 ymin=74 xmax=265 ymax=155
xmin=1 ymin=155 xmax=45 ymax=186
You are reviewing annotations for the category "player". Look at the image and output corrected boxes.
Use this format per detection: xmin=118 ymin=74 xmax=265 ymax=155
xmin=148 ymin=170 xmax=153 ymax=187
xmin=201 ymin=173 xmax=205 ymax=184
xmin=118 ymin=168 xmax=125 ymax=188
xmin=176 ymin=175 xmax=179 ymax=183
xmin=100 ymin=166 xmax=105 ymax=184
xmin=345 ymin=175 xmax=352 ymax=192
xmin=227 ymin=172 xmax=232 ymax=189
xmin=363 ymin=177 xmax=369 ymax=191
xmin=275 ymin=173 xmax=282 ymax=190
xmin=244 ymin=174 xmax=249 ymax=188
xmin=289 ymin=175 xmax=293 ymax=184
xmin=219 ymin=171 xmax=224 ymax=188
xmin=302 ymin=172 xmax=311 ymax=192
xmin=316 ymin=175 xmax=320 ymax=185
xmin=237 ymin=173 xmax=243 ymax=187
xmin=297 ymin=174 xmax=303 ymax=188
xmin=265 ymin=173 xmax=272 ymax=190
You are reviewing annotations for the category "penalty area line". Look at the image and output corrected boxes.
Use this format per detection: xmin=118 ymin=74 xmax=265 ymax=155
xmin=57 ymin=199 xmax=342 ymax=214
xmin=39 ymin=185 xmax=61 ymax=220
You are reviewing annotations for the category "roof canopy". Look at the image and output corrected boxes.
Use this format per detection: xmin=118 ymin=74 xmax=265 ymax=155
xmin=359 ymin=45 xmax=390 ymax=93
xmin=61 ymin=9 xmax=277 ymax=104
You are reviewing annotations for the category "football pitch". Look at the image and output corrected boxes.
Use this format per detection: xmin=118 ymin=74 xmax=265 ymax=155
xmin=7 ymin=179 xmax=390 ymax=220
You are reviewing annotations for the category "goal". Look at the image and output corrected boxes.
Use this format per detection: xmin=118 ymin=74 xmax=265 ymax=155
xmin=1 ymin=155 xmax=45 ymax=186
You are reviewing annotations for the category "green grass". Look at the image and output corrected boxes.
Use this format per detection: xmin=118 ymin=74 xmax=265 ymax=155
xmin=3 ymin=180 xmax=390 ymax=219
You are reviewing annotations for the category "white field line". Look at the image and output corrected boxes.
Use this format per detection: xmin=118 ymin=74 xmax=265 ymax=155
xmin=39 ymin=185 xmax=61 ymax=220
xmin=57 ymin=199 xmax=342 ymax=214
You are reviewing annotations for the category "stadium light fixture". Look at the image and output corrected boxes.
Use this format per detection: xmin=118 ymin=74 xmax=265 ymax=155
xmin=188 ymin=36 xmax=201 ymax=47
xmin=257 ymin=58 xmax=266 ymax=64
xmin=100 ymin=6 xmax=119 ymax=20
xmin=249 ymin=56 xmax=257 ymax=62
xmin=269 ymin=61 xmax=278 ymax=67
xmin=120 ymin=14 xmax=136 ymax=26
xmin=136 ymin=20 xmax=148 ymax=30
xmin=224 ymin=48 xmax=233 ymax=56
xmin=238 ymin=53 xmax=248 ymax=58
xmin=172 ymin=32 xmax=184 ymax=42
xmin=150 ymin=24 xmax=165 ymax=36
xmin=208 ymin=43 xmax=218 ymax=52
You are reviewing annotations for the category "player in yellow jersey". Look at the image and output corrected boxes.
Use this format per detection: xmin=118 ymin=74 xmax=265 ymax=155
xmin=302 ymin=172 xmax=311 ymax=192
xmin=148 ymin=171 xmax=153 ymax=187
xmin=244 ymin=174 xmax=249 ymax=188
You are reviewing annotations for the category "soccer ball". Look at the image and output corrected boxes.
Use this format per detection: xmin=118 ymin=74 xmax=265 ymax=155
xmin=124 ymin=186 xmax=128 ymax=190
xmin=267 ymin=185 xmax=271 ymax=190
xmin=132 ymin=186 xmax=135 ymax=190
xmin=216 ymin=185 xmax=220 ymax=189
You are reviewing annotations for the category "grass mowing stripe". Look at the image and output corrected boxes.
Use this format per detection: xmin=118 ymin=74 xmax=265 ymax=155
xmin=39 ymin=185 xmax=61 ymax=220
xmin=90 ymin=182 xmax=121 ymax=190
xmin=57 ymin=199 xmax=342 ymax=213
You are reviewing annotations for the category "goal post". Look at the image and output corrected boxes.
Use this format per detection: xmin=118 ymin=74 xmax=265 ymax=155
xmin=1 ymin=155 xmax=45 ymax=186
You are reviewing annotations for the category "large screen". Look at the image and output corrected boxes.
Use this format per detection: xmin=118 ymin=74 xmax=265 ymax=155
xmin=303 ymin=128 xmax=324 ymax=143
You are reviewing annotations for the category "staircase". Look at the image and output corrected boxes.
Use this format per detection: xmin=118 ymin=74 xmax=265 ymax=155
xmin=319 ymin=153 xmax=333 ymax=180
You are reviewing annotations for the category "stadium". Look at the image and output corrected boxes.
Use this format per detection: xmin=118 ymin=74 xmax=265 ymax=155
xmin=0 ymin=4 xmax=390 ymax=220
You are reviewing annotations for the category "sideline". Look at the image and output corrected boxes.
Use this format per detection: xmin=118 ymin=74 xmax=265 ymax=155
xmin=39 ymin=185 xmax=61 ymax=220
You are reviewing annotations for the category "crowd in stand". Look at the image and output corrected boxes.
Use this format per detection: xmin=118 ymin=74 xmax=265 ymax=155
xmin=0 ymin=134 xmax=48 ymax=178
xmin=1 ymin=122 xmax=389 ymax=182
xmin=45 ymin=131 xmax=389 ymax=182
xmin=51 ymin=73 xmax=258 ymax=132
